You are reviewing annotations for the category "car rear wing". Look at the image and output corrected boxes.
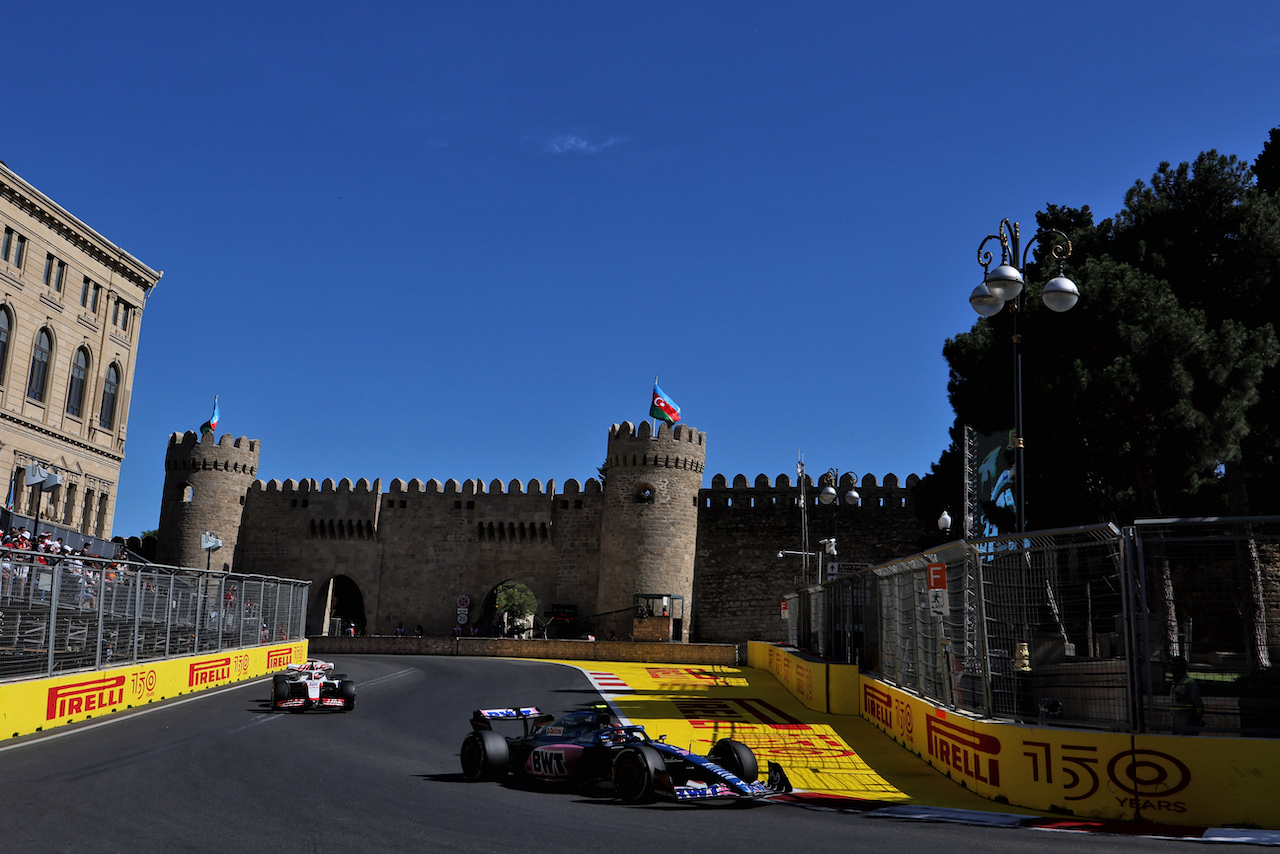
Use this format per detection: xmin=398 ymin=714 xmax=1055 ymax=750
xmin=469 ymin=707 xmax=550 ymax=736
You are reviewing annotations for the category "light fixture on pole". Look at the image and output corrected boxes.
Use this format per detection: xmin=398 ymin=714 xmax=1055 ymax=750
xmin=970 ymin=219 xmax=1079 ymax=533
xmin=938 ymin=509 xmax=952 ymax=535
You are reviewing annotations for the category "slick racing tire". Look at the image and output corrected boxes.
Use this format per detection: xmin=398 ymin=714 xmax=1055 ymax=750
xmin=709 ymin=738 xmax=758 ymax=783
xmin=460 ymin=730 xmax=509 ymax=782
xmin=270 ymin=674 xmax=290 ymax=710
xmin=613 ymin=745 xmax=662 ymax=804
xmin=339 ymin=679 xmax=356 ymax=711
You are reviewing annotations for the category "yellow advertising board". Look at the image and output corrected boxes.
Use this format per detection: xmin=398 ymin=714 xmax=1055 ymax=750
xmin=0 ymin=641 xmax=308 ymax=741
xmin=859 ymin=675 xmax=1280 ymax=829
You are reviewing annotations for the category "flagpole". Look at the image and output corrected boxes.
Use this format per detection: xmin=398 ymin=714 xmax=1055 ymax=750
xmin=652 ymin=376 xmax=658 ymax=432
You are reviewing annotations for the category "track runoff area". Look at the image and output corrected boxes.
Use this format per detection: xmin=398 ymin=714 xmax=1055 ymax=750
xmin=551 ymin=658 xmax=1028 ymax=813
xmin=546 ymin=658 xmax=1280 ymax=845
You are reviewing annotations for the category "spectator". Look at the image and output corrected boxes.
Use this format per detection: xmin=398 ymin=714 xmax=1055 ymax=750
xmin=415 ymin=624 xmax=424 ymax=637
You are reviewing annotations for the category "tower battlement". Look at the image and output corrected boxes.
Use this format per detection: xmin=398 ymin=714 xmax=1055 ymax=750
xmin=606 ymin=420 xmax=706 ymax=474
xmin=165 ymin=431 xmax=259 ymax=475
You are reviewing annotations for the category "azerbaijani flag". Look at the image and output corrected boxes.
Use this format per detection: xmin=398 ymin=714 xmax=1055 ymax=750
xmin=650 ymin=383 xmax=681 ymax=425
xmin=200 ymin=396 xmax=220 ymax=437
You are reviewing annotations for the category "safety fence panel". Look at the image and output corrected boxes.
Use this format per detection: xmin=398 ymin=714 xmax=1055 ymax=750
xmin=813 ymin=517 xmax=1280 ymax=737
xmin=0 ymin=553 xmax=310 ymax=682
xmin=1129 ymin=517 xmax=1280 ymax=736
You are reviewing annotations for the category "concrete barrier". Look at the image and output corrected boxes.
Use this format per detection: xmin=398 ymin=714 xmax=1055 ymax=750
xmin=0 ymin=640 xmax=308 ymax=741
xmin=749 ymin=641 xmax=1280 ymax=830
xmin=308 ymin=635 xmax=739 ymax=665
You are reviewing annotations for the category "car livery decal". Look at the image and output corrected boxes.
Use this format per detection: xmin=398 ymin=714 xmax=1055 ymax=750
xmin=526 ymin=744 xmax=584 ymax=778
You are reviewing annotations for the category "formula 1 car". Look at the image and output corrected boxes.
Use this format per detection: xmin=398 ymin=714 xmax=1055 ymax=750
xmin=459 ymin=705 xmax=791 ymax=804
xmin=270 ymin=658 xmax=356 ymax=712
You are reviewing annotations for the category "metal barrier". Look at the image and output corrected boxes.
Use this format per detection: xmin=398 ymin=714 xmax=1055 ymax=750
xmin=0 ymin=551 xmax=310 ymax=681
xmin=798 ymin=517 xmax=1280 ymax=736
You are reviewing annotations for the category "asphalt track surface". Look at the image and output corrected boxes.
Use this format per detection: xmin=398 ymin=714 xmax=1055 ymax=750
xmin=0 ymin=655 xmax=1265 ymax=853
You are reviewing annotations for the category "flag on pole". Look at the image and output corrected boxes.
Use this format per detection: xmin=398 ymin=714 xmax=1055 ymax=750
xmin=200 ymin=396 xmax=220 ymax=437
xmin=4 ymin=471 xmax=13 ymax=511
xmin=650 ymin=383 xmax=681 ymax=425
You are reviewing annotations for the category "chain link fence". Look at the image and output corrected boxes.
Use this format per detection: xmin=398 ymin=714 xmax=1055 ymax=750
xmin=0 ymin=552 xmax=310 ymax=681
xmin=794 ymin=517 xmax=1280 ymax=736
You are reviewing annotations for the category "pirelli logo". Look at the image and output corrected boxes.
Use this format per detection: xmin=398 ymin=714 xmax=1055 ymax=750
xmin=265 ymin=647 xmax=294 ymax=670
xmin=863 ymin=683 xmax=893 ymax=729
xmin=926 ymin=714 xmax=1001 ymax=786
xmin=47 ymin=675 xmax=127 ymax=720
xmin=189 ymin=657 xmax=232 ymax=688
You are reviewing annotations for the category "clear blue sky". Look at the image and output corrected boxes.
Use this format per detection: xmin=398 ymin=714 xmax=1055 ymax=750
xmin=5 ymin=2 xmax=1280 ymax=538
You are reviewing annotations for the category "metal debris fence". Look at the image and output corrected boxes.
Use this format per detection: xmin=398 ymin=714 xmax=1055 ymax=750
xmin=0 ymin=552 xmax=310 ymax=681
xmin=793 ymin=517 xmax=1280 ymax=736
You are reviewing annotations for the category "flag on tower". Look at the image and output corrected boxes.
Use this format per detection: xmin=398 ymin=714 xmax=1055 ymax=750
xmin=200 ymin=396 xmax=220 ymax=437
xmin=650 ymin=383 xmax=681 ymax=425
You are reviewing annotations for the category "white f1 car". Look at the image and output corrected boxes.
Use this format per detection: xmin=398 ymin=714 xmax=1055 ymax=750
xmin=270 ymin=658 xmax=356 ymax=712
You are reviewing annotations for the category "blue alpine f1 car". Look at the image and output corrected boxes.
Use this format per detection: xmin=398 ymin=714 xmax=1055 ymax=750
xmin=459 ymin=705 xmax=791 ymax=804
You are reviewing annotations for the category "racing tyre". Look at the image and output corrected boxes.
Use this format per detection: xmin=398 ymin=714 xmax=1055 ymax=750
xmin=339 ymin=679 xmax=356 ymax=711
xmin=613 ymin=745 xmax=661 ymax=804
xmin=710 ymin=739 xmax=758 ymax=782
xmin=460 ymin=730 xmax=509 ymax=782
xmin=271 ymin=674 xmax=290 ymax=710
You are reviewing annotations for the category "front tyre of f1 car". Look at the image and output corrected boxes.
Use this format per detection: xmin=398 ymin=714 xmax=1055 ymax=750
xmin=460 ymin=730 xmax=509 ymax=782
xmin=709 ymin=738 xmax=758 ymax=783
xmin=271 ymin=674 xmax=290 ymax=710
xmin=339 ymin=679 xmax=356 ymax=711
xmin=613 ymin=745 xmax=662 ymax=804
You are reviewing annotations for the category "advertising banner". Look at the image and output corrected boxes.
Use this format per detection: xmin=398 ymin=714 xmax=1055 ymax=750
xmin=0 ymin=642 xmax=307 ymax=741
xmin=859 ymin=675 xmax=1280 ymax=828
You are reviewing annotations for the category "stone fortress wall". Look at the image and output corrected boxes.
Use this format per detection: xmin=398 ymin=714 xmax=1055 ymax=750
xmin=159 ymin=422 xmax=927 ymax=645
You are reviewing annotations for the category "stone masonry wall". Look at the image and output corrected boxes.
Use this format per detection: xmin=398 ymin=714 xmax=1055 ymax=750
xmin=691 ymin=471 xmax=927 ymax=644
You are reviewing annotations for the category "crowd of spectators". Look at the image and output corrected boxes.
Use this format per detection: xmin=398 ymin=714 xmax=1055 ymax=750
xmin=0 ymin=526 xmax=117 ymax=606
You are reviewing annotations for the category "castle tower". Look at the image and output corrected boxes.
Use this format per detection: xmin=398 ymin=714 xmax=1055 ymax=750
xmin=156 ymin=431 xmax=259 ymax=571
xmin=597 ymin=420 xmax=706 ymax=641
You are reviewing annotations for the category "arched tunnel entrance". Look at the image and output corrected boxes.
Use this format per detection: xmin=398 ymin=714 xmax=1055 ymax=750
xmin=313 ymin=575 xmax=367 ymax=636
xmin=478 ymin=580 xmax=540 ymax=638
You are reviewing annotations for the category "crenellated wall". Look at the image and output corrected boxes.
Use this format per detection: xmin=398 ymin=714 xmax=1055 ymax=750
xmin=690 ymin=470 xmax=923 ymax=645
xmin=161 ymin=422 xmax=930 ymax=644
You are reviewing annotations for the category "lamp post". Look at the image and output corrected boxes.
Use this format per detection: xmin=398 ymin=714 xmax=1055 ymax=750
xmin=816 ymin=468 xmax=858 ymax=580
xmin=970 ymin=219 xmax=1079 ymax=533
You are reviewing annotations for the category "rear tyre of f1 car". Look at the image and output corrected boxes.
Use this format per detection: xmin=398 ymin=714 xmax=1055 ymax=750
xmin=339 ymin=679 xmax=356 ymax=711
xmin=460 ymin=730 xmax=509 ymax=782
xmin=709 ymin=739 xmax=758 ymax=783
xmin=613 ymin=745 xmax=662 ymax=804
xmin=271 ymin=674 xmax=290 ymax=710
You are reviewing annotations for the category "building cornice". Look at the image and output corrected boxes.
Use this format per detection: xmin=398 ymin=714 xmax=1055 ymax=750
xmin=0 ymin=163 xmax=162 ymax=295
xmin=0 ymin=408 xmax=123 ymax=465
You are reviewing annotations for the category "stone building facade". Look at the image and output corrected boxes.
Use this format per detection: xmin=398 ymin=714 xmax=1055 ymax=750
xmin=0 ymin=163 xmax=160 ymax=538
xmin=157 ymin=421 xmax=929 ymax=644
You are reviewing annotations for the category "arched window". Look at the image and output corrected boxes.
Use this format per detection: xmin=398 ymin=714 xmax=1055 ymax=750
xmin=0 ymin=307 xmax=10 ymax=384
xmin=66 ymin=347 xmax=90 ymax=417
xmin=182 ymin=485 xmax=193 ymax=502
xmin=26 ymin=328 xmax=52 ymax=402
xmin=99 ymin=363 xmax=119 ymax=429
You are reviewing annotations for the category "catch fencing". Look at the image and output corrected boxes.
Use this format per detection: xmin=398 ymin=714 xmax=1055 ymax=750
xmin=0 ymin=551 xmax=310 ymax=681
xmin=792 ymin=517 xmax=1280 ymax=736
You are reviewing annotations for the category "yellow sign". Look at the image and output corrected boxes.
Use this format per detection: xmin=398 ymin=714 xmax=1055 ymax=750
xmin=0 ymin=642 xmax=308 ymax=741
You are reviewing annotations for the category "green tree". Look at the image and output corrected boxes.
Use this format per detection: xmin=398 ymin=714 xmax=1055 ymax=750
xmin=493 ymin=580 xmax=537 ymax=637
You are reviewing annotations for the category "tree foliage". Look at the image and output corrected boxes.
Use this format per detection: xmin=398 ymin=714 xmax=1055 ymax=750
xmin=930 ymin=137 xmax=1280 ymax=530
xmin=494 ymin=580 xmax=537 ymax=636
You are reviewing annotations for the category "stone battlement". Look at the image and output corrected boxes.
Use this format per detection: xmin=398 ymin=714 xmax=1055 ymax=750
xmin=707 ymin=471 xmax=920 ymax=490
xmin=164 ymin=431 xmax=259 ymax=475
xmin=606 ymin=420 xmax=706 ymax=474
xmin=249 ymin=476 xmax=606 ymax=498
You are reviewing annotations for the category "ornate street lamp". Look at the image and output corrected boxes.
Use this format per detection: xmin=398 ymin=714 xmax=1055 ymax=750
xmin=970 ymin=219 xmax=1079 ymax=533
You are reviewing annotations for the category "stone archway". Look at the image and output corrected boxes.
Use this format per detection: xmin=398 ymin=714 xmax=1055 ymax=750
xmin=314 ymin=575 xmax=367 ymax=636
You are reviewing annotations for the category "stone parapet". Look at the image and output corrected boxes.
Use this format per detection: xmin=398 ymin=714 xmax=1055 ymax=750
xmin=307 ymin=635 xmax=740 ymax=665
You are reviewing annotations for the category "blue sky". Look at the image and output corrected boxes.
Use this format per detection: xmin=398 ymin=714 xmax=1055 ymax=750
xmin=5 ymin=2 xmax=1280 ymax=537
